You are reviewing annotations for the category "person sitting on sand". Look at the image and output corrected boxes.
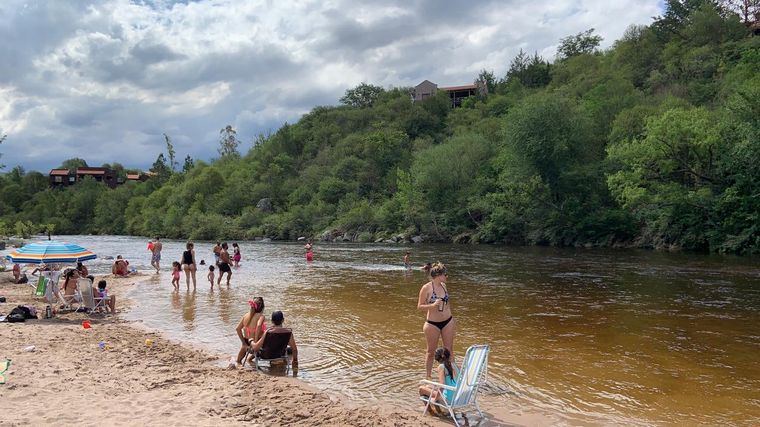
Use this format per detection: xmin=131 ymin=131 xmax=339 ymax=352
xmin=235 ymin=297 xmax=266 ymax=364
xmin=247 ymin=310 xmax=298 ymax=369
xmin=12 ymin=263 xmax=20 ymax=282
xmin=111 ymin=255 xmax=130 ymax=276
xmin=419 ymin=347 xmax=459 ymax=411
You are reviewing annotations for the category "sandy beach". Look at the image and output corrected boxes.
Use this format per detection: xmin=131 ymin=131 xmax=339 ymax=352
xmin=0 ymin=271 xmax=445 ymax=426
xmin=0 ymin=270 xmax=553 ymax=426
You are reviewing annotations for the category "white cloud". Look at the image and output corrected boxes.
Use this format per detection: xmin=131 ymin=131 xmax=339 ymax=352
xmin=0 ymin=0 xmax=661 ymax=171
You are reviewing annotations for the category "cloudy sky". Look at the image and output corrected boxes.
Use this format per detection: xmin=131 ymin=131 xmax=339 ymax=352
xmin=0 ymin=0 xmax=662 ymax=172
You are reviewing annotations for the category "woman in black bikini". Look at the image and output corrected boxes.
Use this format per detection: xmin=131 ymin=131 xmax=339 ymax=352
xmin=182 ymin=242 xmax=197 ymax=290
xmin=416 ymin=262 xmax=455 ymax=378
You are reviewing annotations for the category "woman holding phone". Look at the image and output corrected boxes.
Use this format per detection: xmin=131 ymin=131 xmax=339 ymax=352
xmin=416 ymin=262 xmax=455 ymax=379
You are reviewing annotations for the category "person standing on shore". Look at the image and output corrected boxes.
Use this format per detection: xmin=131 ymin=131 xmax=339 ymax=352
xmin=151 ymin=237 xmax=163 ymax=274
xmin=182 ymin=242 xmax=197 ymax=290
xmin=217 ymin=243 xmax=232 ymax=286
xmin=416 ymin=262 xmax=455 ymax=379
xmin=213 ymin=241 xmax=222 ymax=266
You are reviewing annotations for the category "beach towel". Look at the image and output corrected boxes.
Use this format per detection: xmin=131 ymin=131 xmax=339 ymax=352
xmin=35 ymin=277 xmax=47 ymax=297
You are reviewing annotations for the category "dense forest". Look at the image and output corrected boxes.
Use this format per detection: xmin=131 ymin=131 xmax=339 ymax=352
xmin=1 ymin=0 xmax=759 ymax=253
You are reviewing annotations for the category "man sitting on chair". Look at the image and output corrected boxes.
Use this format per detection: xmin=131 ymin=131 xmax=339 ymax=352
xmin=247 ymin=310 xmax=298 ymax=369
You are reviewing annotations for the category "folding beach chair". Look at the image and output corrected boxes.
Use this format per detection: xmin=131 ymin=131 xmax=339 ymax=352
xmin=55 ymin=276 xmax=83 ymax=312
xmin=420 ymin=344 xmax=490 ymax=427
xmin=38 ymin=271 xmax=62 ymax=304
xmin=246 ymin=328 xmax=292 ymax=373
xmin=79 ymin=278 xmax=107 ymax=316
xmin=32 ymin=275 xmax=47 ymax=296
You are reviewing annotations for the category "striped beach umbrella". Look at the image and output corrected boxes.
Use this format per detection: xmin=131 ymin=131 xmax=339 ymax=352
xmin=4 ymin=240 xmax=97 ymax=264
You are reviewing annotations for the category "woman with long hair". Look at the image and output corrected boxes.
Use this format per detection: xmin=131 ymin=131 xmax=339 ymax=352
xmin=417 ymin=262 xmax=455 ymax=378
xmin=235 ymin=297 xmax=266 ymax=365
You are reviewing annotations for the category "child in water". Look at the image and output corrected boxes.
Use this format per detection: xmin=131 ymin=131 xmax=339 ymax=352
xmin=171 ymin=261 xmax=181 ymax=290
xmin=208 ymin=265 xmax=216 ymax=289
xmin=404 ymin=251 xmax=411 ymax=269
xmin=418 ymin=347 xmax=458 ymax=411
xmin=232 ymin=243 xmax=241 ymax=267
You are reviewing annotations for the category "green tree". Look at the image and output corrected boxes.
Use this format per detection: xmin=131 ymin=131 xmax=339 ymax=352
xmin=164 ymin=133 xmax=177 ymax=171
xmin=339 ymin=83 xmax=386 ymax=108
xmin=719 ymin=0 xmax=760 ymax=22
xmin=150 ymin=153 xmax=171 ymax=180
xmin=476 ymin=69 xmax=496 ymax=94
xmin=60 ymin=158 xmax=88 ymax=173
xmin=607 ymin=107 xmax=722 ymax=250
xmin=218 ymin=125 xmax=241 ymax=157
xmin=182 ymin=155 xmax=194 ymax=173
xmin=0 ymin=130 xmax=5 ymax=169
xmin=505 ymin=50 xmax=552 ymax=88
xmin=557 ymin=28 xmax=603 ymax=60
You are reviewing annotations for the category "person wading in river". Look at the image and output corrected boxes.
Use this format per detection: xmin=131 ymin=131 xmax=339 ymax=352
xmin=182 ymin=242 xmax=197 ymax=290
xmin=416 ymin=262 xmax=455 ymax=379
xmin=150 ymin=236 xmax=163 ymax=274
xmin=217 ymin=243 xmax=232 ymax=286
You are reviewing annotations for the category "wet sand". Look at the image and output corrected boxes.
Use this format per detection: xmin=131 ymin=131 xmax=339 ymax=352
xmin=0 ymin=271 xmax=545 ymax=426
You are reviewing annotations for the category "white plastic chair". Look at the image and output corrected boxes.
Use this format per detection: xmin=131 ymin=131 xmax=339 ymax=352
xmin=43 ymin=272 xmax=65 ymax=307
xmin=57 ymin=276 xmax=83 ymax=312
xmin=79 ymin=278 xmax=106 ymax=315
xmin=420 ymin=344 xmax=490 ymax=426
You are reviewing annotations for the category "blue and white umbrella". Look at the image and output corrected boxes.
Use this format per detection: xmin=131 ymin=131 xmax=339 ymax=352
xmin=5 ymin=240 xmax=97 ymax=264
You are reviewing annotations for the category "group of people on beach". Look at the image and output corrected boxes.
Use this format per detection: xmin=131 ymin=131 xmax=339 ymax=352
xmin=145 ymin=237 xmax=241 ymax=291
xmin=227 ymin=252 xmax=456 ymax=410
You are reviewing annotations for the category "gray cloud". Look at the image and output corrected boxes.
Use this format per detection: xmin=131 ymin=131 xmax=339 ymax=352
xmin=0 ymin=0 xmax=661 ymax=173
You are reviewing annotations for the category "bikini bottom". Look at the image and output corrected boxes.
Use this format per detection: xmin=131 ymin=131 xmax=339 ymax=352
xmin=426 ymin=316 xmax=453 ymax=331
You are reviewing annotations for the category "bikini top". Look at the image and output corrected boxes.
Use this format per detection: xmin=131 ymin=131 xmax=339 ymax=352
xmin=428 ymin=282 xmax=449 ymax=304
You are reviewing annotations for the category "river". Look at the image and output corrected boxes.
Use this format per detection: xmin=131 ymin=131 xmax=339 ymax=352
xmin=4 ymin=235 xmax=759 ymax=425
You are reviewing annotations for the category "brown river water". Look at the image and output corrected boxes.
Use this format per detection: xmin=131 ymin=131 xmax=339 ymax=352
xmin=9 ymin=236 xmax=759 ymax=425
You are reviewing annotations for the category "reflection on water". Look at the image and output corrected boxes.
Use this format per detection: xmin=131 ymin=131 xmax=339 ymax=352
xmin=6 ymin=235 xmax=759 ymax=425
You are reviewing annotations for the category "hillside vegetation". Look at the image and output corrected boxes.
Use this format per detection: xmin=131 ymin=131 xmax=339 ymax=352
xmin=1 ymin=1 xmax=759 ymax=253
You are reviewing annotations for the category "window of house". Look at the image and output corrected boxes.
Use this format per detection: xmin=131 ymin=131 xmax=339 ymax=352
xmin=54 ymin=176 xmax=62 ymax=183
xmin=69 ymin=176 xmax=75 ymax=182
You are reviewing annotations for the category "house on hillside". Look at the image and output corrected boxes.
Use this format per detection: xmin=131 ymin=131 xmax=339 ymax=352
xmin=49 ymin=167 xmax=118 ymax=188
xmin=49 ymin=169 xmax=75 ymax=187
xmin=126 ymin=172 xmax=151 ymax=182
xmin=412 ymin=79 xmax=487 ymax=107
